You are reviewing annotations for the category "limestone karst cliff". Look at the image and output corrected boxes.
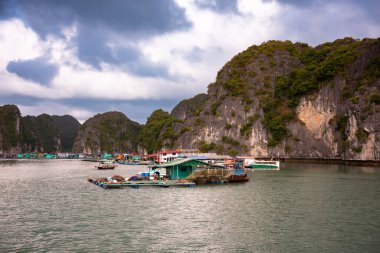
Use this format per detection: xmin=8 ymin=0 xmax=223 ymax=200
xmin=1 ymin=38 xmax=379 ymax=160
xmin=0 ymin=105 xmax=81 ymax=153
xmin=169 ymin=38 xmax=380 ymax=160
xmin=21 ymin=114 xmax=80 ymax=153
xmin=0 ymin=105 xmax=22 ymax=154
xmin=72 ymin=111 xmax=141 ymax=154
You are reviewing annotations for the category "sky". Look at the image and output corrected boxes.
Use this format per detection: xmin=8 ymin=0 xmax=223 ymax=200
xmin=0 ymin=0 xmax=379 ymax=124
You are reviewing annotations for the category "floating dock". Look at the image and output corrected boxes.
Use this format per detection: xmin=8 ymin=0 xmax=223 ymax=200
xmin=89 ymin=179 xmax=196 ymax=189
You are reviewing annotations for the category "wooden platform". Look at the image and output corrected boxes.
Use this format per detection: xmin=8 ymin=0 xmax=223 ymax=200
xmin=90 ymin=180 xmax=196 ymax=189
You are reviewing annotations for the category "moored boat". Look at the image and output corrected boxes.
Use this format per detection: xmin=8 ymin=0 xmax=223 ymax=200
xmin=228 ymin=171 xmax=249 ymax=182
xmin=246 ymin=160 xmax=280 ymax=170
xmin=95 ymin=160 xmax=117 ymax=170
xmin=228 ymin=160 xmax=249 ymax=182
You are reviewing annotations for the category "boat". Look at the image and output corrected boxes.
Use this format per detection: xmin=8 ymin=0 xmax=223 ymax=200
xmin=95 ymin=160 xmax=117 ymax=170
xmin=228 ymin=169 xmax=249 ymax=182
xmin=246 ymin=160 xmax=280 ymax=170
xmin=227 ymin=160 xmax=249 ymax=182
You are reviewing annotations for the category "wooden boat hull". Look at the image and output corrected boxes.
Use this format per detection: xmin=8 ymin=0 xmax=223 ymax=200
xmin=95 ymin=166 xmax=116 ymax=170
xmin=228 ymin=174 xmax=249 ymax=183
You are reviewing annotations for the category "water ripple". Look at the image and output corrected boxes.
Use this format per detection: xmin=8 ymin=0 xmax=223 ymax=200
xmin=0 ymin=160 xmax=380 ymax=252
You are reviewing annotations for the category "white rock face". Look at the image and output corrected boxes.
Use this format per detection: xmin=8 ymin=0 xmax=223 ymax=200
xmin=360 ymin=133 xmax=376 ymax=160
xmin=297 ymin=96 xmax=335 ymax=140
xmin=347 ymin=113 xmax=358 ymax=143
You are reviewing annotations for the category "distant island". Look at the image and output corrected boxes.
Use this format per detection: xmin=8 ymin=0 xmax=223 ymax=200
xmin=0 ymin=37 xmax=379 ymax=161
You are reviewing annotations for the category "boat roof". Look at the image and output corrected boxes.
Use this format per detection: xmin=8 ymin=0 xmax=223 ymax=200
xmin=182 ymin=154 xmax=234 ymax=160
xmin=152 ymin=158 xmax=225 ymax=168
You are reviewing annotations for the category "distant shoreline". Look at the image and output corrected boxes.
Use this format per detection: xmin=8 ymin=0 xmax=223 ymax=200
xmin=1 ymin=157 xmax=379 ymax=167
xmin=274 ymin=158 xmax=380 ymax=167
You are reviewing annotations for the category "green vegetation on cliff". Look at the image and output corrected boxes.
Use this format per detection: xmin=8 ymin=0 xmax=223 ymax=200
xmin=52 ymin=115 xmax=81 ymax=152
xmin=275 ymin=38 xmax=361 ymax=107
xmin=21 ymin=114 xmax=58 ymax=153
xmin=139 ymin=109 xmax=180 ymax=154
xmin=21 ymin=114 xmax=81 ymax=153
xmin=171 ymin=93 xmax=208 ymax=119
xmin=74 ymin=112 xmax=141 ymax=154
xmin=0 ymin=105 xmax=21 ymax=151
xmin=213 ymin=37 xmax=378 ymax=146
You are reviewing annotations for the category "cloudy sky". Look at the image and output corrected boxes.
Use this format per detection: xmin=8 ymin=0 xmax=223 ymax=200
xmin=0 ymin=0 xmax=379 ymax=123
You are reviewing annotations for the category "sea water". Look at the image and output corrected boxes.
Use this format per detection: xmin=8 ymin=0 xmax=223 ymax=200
xmin=0 ymin=160 xmax=379 ymax=252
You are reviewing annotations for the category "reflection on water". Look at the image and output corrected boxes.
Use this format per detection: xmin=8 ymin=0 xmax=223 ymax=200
xmin=0 ymin=160 xmax=380 ymax=252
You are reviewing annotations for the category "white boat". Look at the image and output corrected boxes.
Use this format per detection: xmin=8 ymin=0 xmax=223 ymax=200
xmin=246 ymin=160 xmax=280 ymax=170
xmin=237 ymin=156 xmax=280 ymax=170
xmin=95 ymin=160 xmax=117 ymax=170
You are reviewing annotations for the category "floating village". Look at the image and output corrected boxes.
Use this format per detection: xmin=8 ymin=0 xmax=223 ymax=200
xmin=8 ymin=149 xmax=280 ymax=189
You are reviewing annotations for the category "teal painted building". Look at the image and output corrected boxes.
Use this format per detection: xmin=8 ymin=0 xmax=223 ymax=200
xmin=102 ymin=153 xmax=113 ymax=159
xmin=152 ymin=158 xmax=223 ymax=180
xmin=44 ymin=153 xmax=56 ymax=159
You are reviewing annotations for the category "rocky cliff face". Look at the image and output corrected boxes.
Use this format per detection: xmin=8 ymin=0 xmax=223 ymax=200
xmin=171 ymin=93 xmax=208 ymax=120
xmin=72 ymin=111 xmax=141 ymax=154
xmin=0 ymin=105 xmax=22 ymax=154
xmin=52 ymin=115 xmax=81 ymax=152
xmin=171 ymin=38 xmax=380 ymax=160
xmin=21 ymin=114 xmax=61 ymax=153
xmin=21 ymin=114 xmax=80 ymax=153
xmin=0 ymin=105 xmax=81 ymax=154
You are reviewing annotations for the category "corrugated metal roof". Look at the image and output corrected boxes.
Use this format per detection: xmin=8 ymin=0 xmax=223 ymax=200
xmin=152 ymin=158 xmax=224 ymax=168
xmin=152 ymin=158 xmax=193 ymax=167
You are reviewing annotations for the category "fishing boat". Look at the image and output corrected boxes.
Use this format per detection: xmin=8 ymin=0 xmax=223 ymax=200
xmin=228 ymin=169 xmax=249 ymax=182
xmin=95 ymin=160 xmax=117 ymax=170
xmin=227 ymin=160 xmax=249 ymax=182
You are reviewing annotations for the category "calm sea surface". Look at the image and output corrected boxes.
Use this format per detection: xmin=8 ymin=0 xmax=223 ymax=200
xmin=0 ymin=159 xmax=379 ymax=252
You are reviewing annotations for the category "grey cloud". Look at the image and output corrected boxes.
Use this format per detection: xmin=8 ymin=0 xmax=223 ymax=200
xmin=129 ymin=61 xmax=169 ymax=79
xmin=271 ymin=0 xmax=380 ymax=46
xmin=6 ymin=0 xmax=191 ymax=38
xmin=0 ymin=95 xmax=41 ymax=107
xmin=75 ymin=28 xmax=140 ymax=69
xmin=273 ymin=0 xmax=380 ymax=22
xmin=186 ymin=47 xmax=205 ymax=62
xmin=3 ymin=0 xmax=191 ymax=78
xmin=171 ymin=46 xmax=205 ymax=63
xmin=6 ymin=57 xmax=59 ymax=85
xmin=2 ymin=96 xmax=180 ymax=124
xmin=195 ymin=0 xmax=240 ymax=14
xmin=75 ymin=28 xmax=170 ymax=78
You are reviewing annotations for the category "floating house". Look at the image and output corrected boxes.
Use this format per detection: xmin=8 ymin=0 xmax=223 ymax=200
xmin=101 ymin=153 xmax=113 ymax=159
xmin=124 ymin=154 xmax=141 ymax=161
xmin=146 ymin=149 xmax=202 ymax=164
xmin=157 ymin=149 xmax=183 ymax=163
xmin=25 ymin=153 xmax=37 ymax=159
xmin=181 ymin=153 xmax=235 ymax=167
xmin=151 ymin=158 xmax=225 ymax=180
xmin=56 ymin=153 xmax=81 ymax=159
xmin=145 ymin=153 xmax=159 ymax=163
xmin=43 ymin=153 xmax=56 ymax=159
